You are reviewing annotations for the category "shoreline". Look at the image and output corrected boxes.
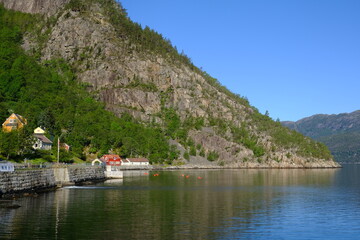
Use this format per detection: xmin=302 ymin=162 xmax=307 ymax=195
xmin=152 ymin=160 xmax=342 ymax=170
xmin=155 ymin=166 xmax=342 ymax=170
xmin=0 ymin=163 xmax=342 ymax=200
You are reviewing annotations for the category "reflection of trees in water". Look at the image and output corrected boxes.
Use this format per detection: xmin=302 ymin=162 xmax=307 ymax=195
xmin=1 ymin=192 xmax=55 ymax=239
xmin=0 ymin=189 xmax=71 ymax=239
xmin=1 ymin=169 xmax=338 ymax=239
xmin=0 ymin=203 xmax=17 ymax=236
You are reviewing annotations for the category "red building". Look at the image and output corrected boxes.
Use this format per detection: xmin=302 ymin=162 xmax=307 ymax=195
xmin=100 ymin=154 xmax=122 ymax=166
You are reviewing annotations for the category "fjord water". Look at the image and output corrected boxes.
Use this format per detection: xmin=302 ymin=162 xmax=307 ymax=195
xmin=1 ymin=165 xmax=360 ymax=239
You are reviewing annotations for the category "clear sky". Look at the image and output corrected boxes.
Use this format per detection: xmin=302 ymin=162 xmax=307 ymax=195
xmin=120 ymin=0 xmax=360 ymax=121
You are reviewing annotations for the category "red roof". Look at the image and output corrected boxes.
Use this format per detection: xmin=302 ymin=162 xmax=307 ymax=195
xmin=101 ymin=155 xmax=121 ymax=160
xmin=101 ymin=155 xmax=121 ymax=166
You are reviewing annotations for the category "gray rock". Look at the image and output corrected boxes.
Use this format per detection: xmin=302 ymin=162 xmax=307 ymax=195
xmin=0 ymin=0 xmax=69 ymax=16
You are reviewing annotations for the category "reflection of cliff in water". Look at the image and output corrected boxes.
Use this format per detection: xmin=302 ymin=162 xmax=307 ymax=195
xmin=0 ymin=169 xmax=338 ymax=239
xmin=226 ymin=168 xmax=339 ymax=186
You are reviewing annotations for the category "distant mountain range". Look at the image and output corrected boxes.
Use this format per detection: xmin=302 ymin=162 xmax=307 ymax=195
xmin=282 ymin=110 xmax=360 ymax=162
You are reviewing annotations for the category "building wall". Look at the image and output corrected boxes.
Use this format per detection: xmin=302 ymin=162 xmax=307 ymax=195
xmin=33 ymin=140 xmax=52 ymax=150
xmin=43 ymin=143 xmax=52 ymax=150
xmin=2 ymin=114 xmax=26 ymax=132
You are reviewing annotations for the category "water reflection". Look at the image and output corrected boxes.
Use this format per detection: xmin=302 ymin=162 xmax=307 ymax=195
xmin=122 ymin=170 xmax=149 ymax=178
xmin=1 ymin=168 xmax=350 ymax=240
xmin=104 ymin=179 xmax=124 ymax=185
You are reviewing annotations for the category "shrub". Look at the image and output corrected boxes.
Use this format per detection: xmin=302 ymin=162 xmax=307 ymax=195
xmin=183 ymin=151 xmax=190 ymax=161
xmin=189 ymin=146 xmax=196 ymax=156
xmin=207 ymin=151 xmax=219 ymax=161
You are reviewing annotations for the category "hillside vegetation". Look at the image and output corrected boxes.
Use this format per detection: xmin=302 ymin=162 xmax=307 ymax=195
xmin=0 ymin=1 xmax=338 ymax=167
xmin=0 ymin=5 xmax=178 ymax=163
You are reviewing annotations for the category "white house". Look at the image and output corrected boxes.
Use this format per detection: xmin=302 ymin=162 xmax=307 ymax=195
xmin=32 ymin=127 xmax=53 ymax=150
xmin=0 ymin=161 xmax=14 ymax=172
xmin=122 ymin=158 xmax=149 ymax=166
xmin=33 ymin=134 xmax=53 ymax=150
xmin=91 ymin=159 xmax=105 ymax=166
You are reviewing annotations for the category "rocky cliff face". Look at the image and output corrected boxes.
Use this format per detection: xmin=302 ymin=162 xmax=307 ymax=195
xmin=32 ymin=5 xmax=253 ymax=164
xmin=0 ymin=0 xmax=69 ymax=16
xmin=4 ymin=0 xmax=340 ymax=167
xmin=39 ymin=8 xmax=246 ymax=124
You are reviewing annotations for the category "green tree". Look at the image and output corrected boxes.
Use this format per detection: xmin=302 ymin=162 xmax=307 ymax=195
xmin=0 ymin=128 xmax=32 ymax=160
xmin=190 ymin=146 xmax=196 ymax=156
xmin=199 ymin=149 xmax=205 ymax=157
xmin=207 ymin=151 xmax=219 ymax=162
xmin=0 ymin=131 xmax=19 ymax=159
xmin=37 ymin=109 xmax=56 ymax=134
xmin=183 ymin=151 xmax=190 ymax=161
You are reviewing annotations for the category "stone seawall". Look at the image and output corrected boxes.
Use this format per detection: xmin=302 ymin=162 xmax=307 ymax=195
xmin=0 ymin=166 xmax=105 ymax=196
xmin=67 ymin=166 xmax=106 ymax=183
xmin=0 ymin=169 xmax=56 ymax=195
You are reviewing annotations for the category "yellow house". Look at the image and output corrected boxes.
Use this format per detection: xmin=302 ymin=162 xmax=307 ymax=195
xmin=2 ymin=113 xmax=27 ymax=132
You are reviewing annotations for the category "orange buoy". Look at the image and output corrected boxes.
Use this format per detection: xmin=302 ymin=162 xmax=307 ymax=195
xmin=186 ymin=175 xmax=190 ymax=178
xmin=181 ymin=174 xmax=185 ymax=177
xmin=197 ymin=176 xmax=202 ymax=180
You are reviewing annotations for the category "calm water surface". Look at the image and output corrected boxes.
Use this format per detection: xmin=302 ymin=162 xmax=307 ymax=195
xmin=1 ymin=165 xmax=360 ymax=239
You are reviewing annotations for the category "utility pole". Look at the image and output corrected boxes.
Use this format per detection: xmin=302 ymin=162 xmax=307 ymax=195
xmin=57 ymin=137 xmax=60 ymax=164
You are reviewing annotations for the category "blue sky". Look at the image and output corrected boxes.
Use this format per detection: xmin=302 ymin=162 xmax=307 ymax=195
xmin=120 ymin=0 xmax=360 ymax=121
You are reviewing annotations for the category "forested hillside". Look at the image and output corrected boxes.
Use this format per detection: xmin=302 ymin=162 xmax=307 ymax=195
xmin=0 ymin=6 xmax=178 ymax=163
xmin=0 ymin=0 xmax=340 ymax=168
xmin=282 ymin=111 xmax=360 ymax=163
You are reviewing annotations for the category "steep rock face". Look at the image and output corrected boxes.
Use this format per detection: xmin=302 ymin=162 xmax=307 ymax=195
xmin=36 ymin=8 xmax=270 ymax=165
xmin=10 ymin=0 xmax=339 ymax=167
xmin=39 ymin=9 xmax=247 ymax=125
xmin=0 ymin=0 xmax=69 ymax=16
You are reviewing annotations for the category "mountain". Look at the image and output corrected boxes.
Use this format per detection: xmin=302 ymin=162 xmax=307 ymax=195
xmin=0 ymin=0 xmax=339 ymax=168
xmin=282 ymin=110 xmax=360 ymax=162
